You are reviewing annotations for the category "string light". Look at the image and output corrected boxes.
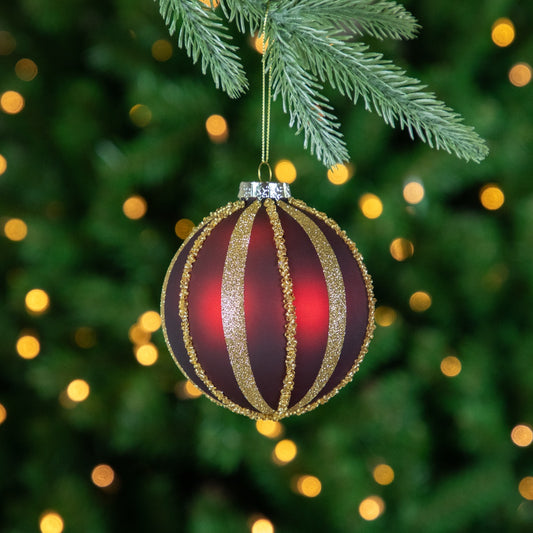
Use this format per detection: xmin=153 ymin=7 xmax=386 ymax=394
xmin=0 ymin=31 xmax=16 ymax=55
xmin=409 ymin=291 xmax=432 ymax=312
xmin=3 ymin=218 xmax=28 ymax=241
xmin=519 ymin=477 xmax=533 ymax=500
xmin=175 ymin=218 xmax=195 ymax=240
xmin=91 ymin=464 xmax=115 ymax=488
xmin=135 ymin=343 xmax=158 ymax=366
xmin=66 ymin=379 xmax=90 ymax=402
xmin=251 ymin=518 xmax=274 ymax=533
xmin=480 ymin=184 xmax=505 ymax=210
xmin=511 ymin=425 xmax=533 ymax=447
xmin=15 ymin=58 xmax=38 ymax=81
xmin=327 ymin=164 xmax=353 ymax=185
xmin=25 ymin=289 xmax=50 ymax=314
xmin=39 ymin=511 xmax=64 ymax=533
xmin=375 ymin=306 xmax=397 ymax=327
xmin=123 ymin=195 xmax=147 ymax=219
xmin=390 ymin=238 xmax=414 ymax=261
xmin=151 ymin=39 xmax=173 ymax=62
xmin=255 ymin=420 xmax=283 ymax=439
xmin=0 ymin=154 xmax=7 ymax=175
xmin=16 ymin=334 xmax=40 ymax=359
xmin=491 ymin=18 xmax=515 ymax=47
xmin=139 ymin=311 xmax=162 ymax=333
xmin=74 ymin=327 xmax=97 ymax=349
xmin=440 ymin=355 xmax=462 ymax=377
xmin=359 ymin=495 xmax=385 ymax=521
xmin=359 ymin=193 xmax=383 ymax=219
xmin=403 ymin=180 xmax=425 ymax=204
xmin=373 ymin=464 xmax=395 ymax=485
xmin=274 ymin=159 xmax=297 ymax=184
xmin=272 ymin=439 xmax=297 ymax=465
xmin=509 ymin=63 xmax=532 ymax=88
xmin=205 ymin=114 xmax=228 ymax=142
xmin=0 ymin=403 xmax=6 ymax=425
xmin=129 ymin=104 xmax=152 ymax=127
xmin=295 ymin=475 xmax=322 ymax=497
xmin=1 ymin=90 xmax=25 ymax=114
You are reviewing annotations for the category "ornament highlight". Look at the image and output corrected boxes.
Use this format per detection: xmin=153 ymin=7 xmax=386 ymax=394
xmin=161 ymin=183 xmax=375 ymax=419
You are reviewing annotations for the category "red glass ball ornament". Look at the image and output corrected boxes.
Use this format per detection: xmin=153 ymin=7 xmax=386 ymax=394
xmin=161 ymin=182 xmax=375 ymax=420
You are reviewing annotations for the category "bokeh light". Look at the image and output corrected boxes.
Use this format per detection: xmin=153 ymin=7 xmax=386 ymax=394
xmin=373 ymin=464 xmax=395 ymax=485
xmin=139 ymin=311 xmax=161 ymax=333
xmin=511 ymin=425 xmax=533 ymax=447
xmin=4 ymin=218 xmax=28 ymax=241
xmin=91 ymin=464 xmax=115 ymax=488
xmin=199 ymin=0 xmax=220 ymax=7
xmin=39 ymin=511 xmax=64 ymax=533
xmin=129 ymin=104 xmax=152 ymax=127
xmin=403 ymin=180 xmax=425 ymax=204
xmin=205 ymin=114 xmax=228 ymax=142
xmin=15 ymin=58 xmax=38 ymax=81
xmin=409 ymin=291 xmax=432 ymax=312
xmin=375 ymin=306 xmax=397 ymax=327
xmin=151 ymin=39 xmax=173 ymax=62
xmin=66 ymin=379 xmax=90 ymax=402
xmin=273 ymin=439 xmax=297 ymax=464
xmin=359 ymin=193 xmax=383 ymax=219
xmin=123 ymin=195 xmax=147 ymax=219
xmin=491 ymin=18 xmax=515 ymax=47
xmin=390 ymin=238 xmax=414 ymax=261
xmin=175 ymin=218 xmax=195 ymax=240
xmin=251 ymin=518 xmax=274 ymax=533
xmin=0 ymin=31 xmax=16 ymax=55
xmin=255 ymin=420 xmax=283 ymax=439
xmin=0 ymin=154 xmax=6 ymax=175
xmin=16 ymin=334 xmax=40 ymax=359
xmin=176 ymin=380 xmax=204 ymax=399
xmin=129 ymin=324 xmax=151 ymax=345
xmin=509 ymin=63 xmax=532 ymax=87
xmin=359 ymin=495 xmax=385 ymax=521
xmin=440 ymin=355 xmax=462 ymax=377
xmin=327 ymin=164 xmax=353 ymax=185
xmin=1 ymin=90 xmax=25 ymax=114
xmin=135 ymin=343 xmax=158 ymax=366
xmin=296 ymin=475 xmax=322 ymax=497
xmin=480 ymin=184 xmax=505 ymax=210
xmin=0 ymin=403 xmax=6 ymax=425
xmin=74 ymin=327 xmax=97 ymax=349
xmin=519 ymin=477 xmax=533 ymax=500
xmin=275 ymin=159 xmax=297 ymax=184
xmin=252 ymin=34 xmax=267 ymax=54
xmin=25 ymin=289 xmax=50 ymax=314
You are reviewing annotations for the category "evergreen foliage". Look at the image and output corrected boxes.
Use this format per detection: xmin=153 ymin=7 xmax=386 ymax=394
xmin=156 ymin=0 xmax=489 ymax=166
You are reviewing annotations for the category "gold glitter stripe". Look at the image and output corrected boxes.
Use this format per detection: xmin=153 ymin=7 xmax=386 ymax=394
xmin=287 ymin=198 xmax=376 ymax=417
xmin=221 ymin=201 xmax=275 ymax=415
xmin=279 ymin=202 xmax=347 ymax=413
xmin=264 ymin=199 xmax=298 ymax=417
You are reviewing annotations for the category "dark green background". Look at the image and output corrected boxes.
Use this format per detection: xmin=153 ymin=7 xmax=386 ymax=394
xmin=1 ymin=0 xmax=532 ymax=531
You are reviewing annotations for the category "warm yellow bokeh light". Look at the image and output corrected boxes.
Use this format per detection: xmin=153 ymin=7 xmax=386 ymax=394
xmin=184 ymin=380 xmax=203 ymax=398
xmin=403 ymin=181 xmax=425 ymax=204
xmin=256 ymin=420 xmax=283 ymax=439
xmin=74 ymin=327 xmax=97 ymax=349
xmin=509 ymin=63 xmax=532 ymax=87
xmin=519 ymin=477 xmax=533 ymax=500
xmin=15 ymin=58 xmax=38 ymax=81
xmin=16 ymin=334 xmax=40 ymax=359
xmin=199 ymin=0 xmax=220 ymax=6
xmin=135 ymin=343 xmax=158 ymax=366
xmin=0 ymin=31 xmax=16 ymax=56
xmin=480 ymin=184 xmax=505 ymax=210
xmin=205 ymin=114 xmax=228 ymax=142
xmin=139 ymin=311 xmax=161 ymax=333
xmin=1 ymin=90 xmax=25 ymax=114
xmin=129 ymin=104 xmax=152 ymax=127
xmin=373 ymin=464 xmax=395 ymax=486
xmin=175 ymin=218 xmax=195 ymax=240
xmin=25 ymin=289 xmax=50 ymax=314
xmin=375 ymin=306 xmax=397 ymax=327
xmin=296 ymin=475 xmax=322 ymax=497
xmin=123 ymin=195 xmax=147 ymax=220
xmin=252 ymin=34 xmax=268 ymax=54
xmin=251 ymin=518 xmax=274 ymax=533
xmin=409 ymin=291 xmax=432 ymax=312
xmin=327 ymin=164 xmax=353 ymax=185
xmin=0 ymin=154 xmax=7 ymax=175
xmin=67 ymin=379 xmax=90 ymax=402
xmin=390 ymin=238 xmax=414 ymax=261
xmin=274 ymin=159 xmax=297 ymax=184
xmin=491 ymin=18 xmax=515 ymax=47
xmin=511 ymin=425 xmax=533 ymax=448
xmin=440 ymin=355 xmax=462 ymax=377
xmin=151 ymin=39 xmax=173 ymax=62
xmin=129 ymin=324 xmax=151 ymax=345
xmin=39 ymin=511 xmax=64 ymax=533
xmin=4 ymin=218 xmax=28 ymax=241
xmin=0 ymin=403 xmax=6 ymax=425
xmin=359 ymin=496 xmax=385 ymax=521
xmin=273 ymin=439 xmax=297 ymax=464
xmin=359 ymin=193 xmax=383 ymax=219
xmin=91 ymin=464 xmax=115 ymax=488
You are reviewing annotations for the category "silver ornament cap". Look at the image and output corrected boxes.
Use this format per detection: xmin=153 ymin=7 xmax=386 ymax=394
xmin=238 ymin=181 xmax=292 ymax=201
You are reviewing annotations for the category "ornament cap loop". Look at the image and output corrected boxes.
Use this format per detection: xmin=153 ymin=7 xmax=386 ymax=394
xmin=238 ymin=181 xmax=292 ymax=201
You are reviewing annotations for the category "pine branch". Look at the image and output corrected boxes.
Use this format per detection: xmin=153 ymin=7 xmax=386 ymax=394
xmin=220 ymin=0 xmax=266 ymax=35
xmin=156 ymin=0 xmax=247 ymax=98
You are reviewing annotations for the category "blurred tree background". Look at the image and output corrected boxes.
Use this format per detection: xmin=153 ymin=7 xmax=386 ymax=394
xmin=1 ymin=0 xmax=533 ymax=532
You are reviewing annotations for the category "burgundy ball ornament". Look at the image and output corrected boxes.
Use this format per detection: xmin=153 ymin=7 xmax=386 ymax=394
xmin=161 ymin=182 xmax=375 ymax=420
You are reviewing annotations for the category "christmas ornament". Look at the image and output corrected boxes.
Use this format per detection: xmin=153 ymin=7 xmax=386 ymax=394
xmin=161 ymin=182 xmax=375 ymax=420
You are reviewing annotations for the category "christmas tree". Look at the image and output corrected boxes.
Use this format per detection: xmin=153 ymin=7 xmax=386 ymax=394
xmin=1 ymin=1 xmax=533 ymax=532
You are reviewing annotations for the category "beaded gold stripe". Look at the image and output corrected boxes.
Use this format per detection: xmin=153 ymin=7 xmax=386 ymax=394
xmin=287 ymin=198 xmax=376 ymax=417
xmin=264 ymin=199 xmax=298 ymax=417
xmin=221 ymin=201 xmax=275 ymax=415
xmin=279 ymin=202 xmax=347 ymax=413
